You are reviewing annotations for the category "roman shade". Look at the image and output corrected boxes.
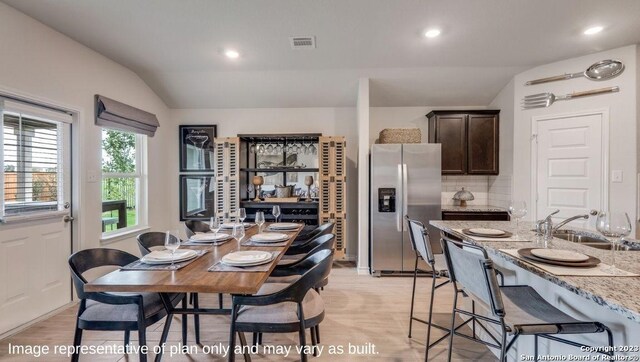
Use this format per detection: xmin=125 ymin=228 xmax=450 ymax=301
xmin=95 ymin=95 xmax=159 ymax=136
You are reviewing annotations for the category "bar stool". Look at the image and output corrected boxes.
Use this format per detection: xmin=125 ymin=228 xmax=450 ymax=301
xmin=440 ymin=234 xmax=615 ymax=362
xmin=405 ymin=217 xmax=462 ymax=361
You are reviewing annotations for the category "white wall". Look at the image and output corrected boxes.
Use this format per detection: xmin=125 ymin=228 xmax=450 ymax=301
xmin=0 ymin=2 xmax=172 ymax=255
xmin=488 ymin=78 xmax=515 ymax=208
xmin=170 ymin=107 xmax=359 ymax=259
xmin=356 ymin=78 xmax=370 ymax=272
xmin=512 ymin=45 xmax=638 ymax=224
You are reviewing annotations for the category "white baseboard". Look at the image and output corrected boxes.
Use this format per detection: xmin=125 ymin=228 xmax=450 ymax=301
xmin=357 ymin=266 xmax=370 ymax=275
xmin=0 ymin=302 xmax=76 ymax=340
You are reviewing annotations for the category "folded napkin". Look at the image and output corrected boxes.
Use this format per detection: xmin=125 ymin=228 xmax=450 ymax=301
xmin=454 ymin=229 xmax=530 ymax=242
xmin=242 ymin=239 xmax=288 ymax=247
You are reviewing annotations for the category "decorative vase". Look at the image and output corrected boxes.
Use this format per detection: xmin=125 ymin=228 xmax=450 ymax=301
xmin=252 ymin=176 xmax=264 ymax=202
xmin=304 ymin=176 xmax=314 ymax=202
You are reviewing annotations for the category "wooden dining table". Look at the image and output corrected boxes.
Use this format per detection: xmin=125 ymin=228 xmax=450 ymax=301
xmin=85 ymin=222 xmax=303 ymax=361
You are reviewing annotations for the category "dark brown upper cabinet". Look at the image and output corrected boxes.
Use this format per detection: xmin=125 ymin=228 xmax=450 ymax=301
xmin=427 ymin=110 xmax=500 ymax=175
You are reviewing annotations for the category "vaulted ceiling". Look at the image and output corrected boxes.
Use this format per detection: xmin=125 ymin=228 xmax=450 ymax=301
xmin=3 ymin=0 xmax=640 ymax=108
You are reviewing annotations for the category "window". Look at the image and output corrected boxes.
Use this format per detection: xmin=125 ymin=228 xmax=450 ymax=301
xmin=2 ymin=105 xmax=69 ymax=217
xmin=101 ymin=128 xmax=146 ymax=234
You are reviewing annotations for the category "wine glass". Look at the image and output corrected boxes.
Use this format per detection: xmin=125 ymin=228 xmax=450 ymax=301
xmin=272 ymin=205 xmax=281 ymax=223
xmin=232 ymin=222 xmax=245 ymax=243
xmin=165 ymin=230 xmax=181 ymax=270
xmin=596 ymin=211 xmax=632 ymax=274
xmin=238 ymin=208 xmax=247 ymax=224
xmin=508 ymin=201 xmax=528 ymax=240
xmin=210 ymin=217 xmax=221 ymax=238
xmin=255 ymin=211 xmax=265 ymax=233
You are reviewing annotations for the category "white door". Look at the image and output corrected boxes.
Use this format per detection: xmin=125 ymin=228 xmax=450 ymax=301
xmin=534 ymin=112 xmax=606 ymax=229
xmin=0 ymin=100 xmax=73 ymax=335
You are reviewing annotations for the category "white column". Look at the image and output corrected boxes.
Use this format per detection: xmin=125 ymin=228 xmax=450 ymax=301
xmin=356 ymin=78 xmax=370 ymax=274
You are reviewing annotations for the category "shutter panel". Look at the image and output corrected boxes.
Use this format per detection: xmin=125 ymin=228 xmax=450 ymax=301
xmin=318 ymin=136 xmax=347 ymax=258
xmin=213 ymin=137 xmax=240 ymax=221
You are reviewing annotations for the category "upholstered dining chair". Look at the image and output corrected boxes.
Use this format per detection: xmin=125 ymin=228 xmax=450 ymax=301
xmin=136 ymin=232 xmax=204 ymax=344
xmin=183 ymin=220 xmax=212 ymax=238
xmin=290 ymin=222 xmax=335 ymax=247
xmin=68 ymin=248 xmax=185 ymax=362
xmin=440 ymin=234 xmax=615 ymax=362
xmin=228 ymin=249 xmax=334 ymax=362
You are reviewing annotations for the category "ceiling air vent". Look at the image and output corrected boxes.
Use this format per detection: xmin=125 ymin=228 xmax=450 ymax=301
xmin=290 ymin=36 xmax=316 ymax=49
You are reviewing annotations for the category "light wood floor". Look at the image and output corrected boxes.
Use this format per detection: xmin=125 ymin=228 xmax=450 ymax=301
xmin=0 ymin=263 xmax=495 ymax=361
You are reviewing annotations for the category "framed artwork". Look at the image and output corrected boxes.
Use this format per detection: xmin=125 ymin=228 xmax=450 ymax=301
xmin=179 ymin=125 xmax=217 ymax=172
xmin=179 ymin=174 xmax=216 ymax=220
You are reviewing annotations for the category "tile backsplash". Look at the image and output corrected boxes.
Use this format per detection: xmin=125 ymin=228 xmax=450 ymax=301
xmin=488 ymin=175 xmax=513 ymax=208
xmin=441 ymin=175 xmax=489 ymax=206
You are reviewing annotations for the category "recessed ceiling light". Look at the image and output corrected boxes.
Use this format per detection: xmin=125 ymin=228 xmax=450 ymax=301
xmin=424 ymin=29 xmax=441 ymax=38
xmin=224 ymin=49 xmax=240 ymax=59
xmin=583 ymin=26 xmax=603 ymax=35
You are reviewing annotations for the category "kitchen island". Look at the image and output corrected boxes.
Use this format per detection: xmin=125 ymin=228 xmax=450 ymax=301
xmin=430 ymin=220 xmax=640 ymax=359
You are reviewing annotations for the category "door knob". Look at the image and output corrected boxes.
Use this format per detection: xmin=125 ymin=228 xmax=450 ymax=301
xmin=63 ymin=215 xmax=75 ymax=223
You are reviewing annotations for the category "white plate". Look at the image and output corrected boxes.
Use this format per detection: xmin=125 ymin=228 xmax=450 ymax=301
xmin=222 ymin=250 xmax=272 ymax=265
xmin=141 ymin=249 xmax=198 ymax=264
xmin=250 ymin=233 xmax=289 ymax=243
xmin=188 ymin=233 xmax=232 ymax=243
xmin=269 ymin=223 xmax=300 ymax=230
xmin=220 ymin=222 xmax=254 ymax=229
xmin=530 ymin=249 xmax=590 ymax=262
xmin=468 ymin=228 xmax=507 ymax=236
xmin=221 ymin=257 xmax=273 ymax=267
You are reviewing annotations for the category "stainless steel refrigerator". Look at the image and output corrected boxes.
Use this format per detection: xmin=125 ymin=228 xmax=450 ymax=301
xmin=370 ymin=143 xmax=441 ymax=275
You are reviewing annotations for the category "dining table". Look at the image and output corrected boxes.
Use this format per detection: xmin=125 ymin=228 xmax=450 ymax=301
xmin=85 ymin=222 xmax=303 ymax=361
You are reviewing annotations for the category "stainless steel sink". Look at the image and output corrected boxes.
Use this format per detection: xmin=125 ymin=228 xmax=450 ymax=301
xmin=552 ymin=230 xmax=636 ymax=251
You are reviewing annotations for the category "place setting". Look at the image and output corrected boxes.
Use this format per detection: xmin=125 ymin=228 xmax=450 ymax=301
xmin=181 ymin=217 xmax=234 ymax=246
xmin=208 ymin=250 xmax=281 ymax=272
xmin=242 ymin=231 xmax=290 ymax=247
xmin=122 ymin=231 xmax=208 ymax=271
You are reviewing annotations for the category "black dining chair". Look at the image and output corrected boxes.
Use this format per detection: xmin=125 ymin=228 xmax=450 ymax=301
xmin=265 ymin=233 xmax=335 ymax=346
xmin=136 ymin=232 xmax=204 ymax=344
xmin=278 ymin=233 xmax=335 ymax=266
xmin=68 ymin=248 xmax=185 ymax=362
xmin=291 ymin=222 xmax=335 ymax=247
xmin=228 ymin=249 xmax=334 ymax=362
xmin=440 ymin=234 xmax=615 ymax=361
xmin=183 ymin=220 xmax=213 ymax=238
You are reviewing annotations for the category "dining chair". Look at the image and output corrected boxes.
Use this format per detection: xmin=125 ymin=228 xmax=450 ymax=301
xmin=291 ymin=222 xmax=335 ymax=247
xmin=278 ymin=233 xmax=335 ymax=266
xmin=183 ymin=220 xmax=212 ymax=238
xmin=68 ymin=248 xmax=185 ymax=362
xmin=440 ymin=234 xmax=615 ymax=362
xmin=405 ymin=217 xmax=452 ymax=360
xmin=265 ymin=233 xmax=335 ymax=346
xmin=228 ymin=249 xmax=334 ymax=362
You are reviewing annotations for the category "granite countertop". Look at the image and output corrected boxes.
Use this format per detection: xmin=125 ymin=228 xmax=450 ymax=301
xmin=430 ymin=220 xmax=640 ymax=322
xmin=441 ymin=205 xmax=506 ymax=212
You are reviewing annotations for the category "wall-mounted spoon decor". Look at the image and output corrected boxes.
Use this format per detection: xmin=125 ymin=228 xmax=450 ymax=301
xmin=522 ymin=86 xmax=619 ymax=109
xmin=525 ymin=59 xmax=625 ymax=86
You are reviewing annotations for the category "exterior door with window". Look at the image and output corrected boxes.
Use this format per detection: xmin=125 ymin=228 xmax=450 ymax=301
xmin=0 ymin=99 xmax=72 ymax=334
xmin=534 ymin=112 xmax=605 ymax=229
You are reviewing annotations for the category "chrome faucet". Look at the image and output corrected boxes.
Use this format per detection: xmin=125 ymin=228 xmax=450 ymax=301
xmin=536 ymin=209 xmax=559 ymax=240
xmin=552 ymin=210 xmax=598 ymax=232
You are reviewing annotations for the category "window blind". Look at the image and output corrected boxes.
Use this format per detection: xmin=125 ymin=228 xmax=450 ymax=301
xmin=0 ymin=101 xmax=71 ymax=216
xmin=95 ymin=95 xmax=160 ymax=137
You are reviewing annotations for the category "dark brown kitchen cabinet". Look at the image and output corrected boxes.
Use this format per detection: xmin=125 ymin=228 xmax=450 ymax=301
xmin=427 ymin=110 xmax=499 ymax=175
